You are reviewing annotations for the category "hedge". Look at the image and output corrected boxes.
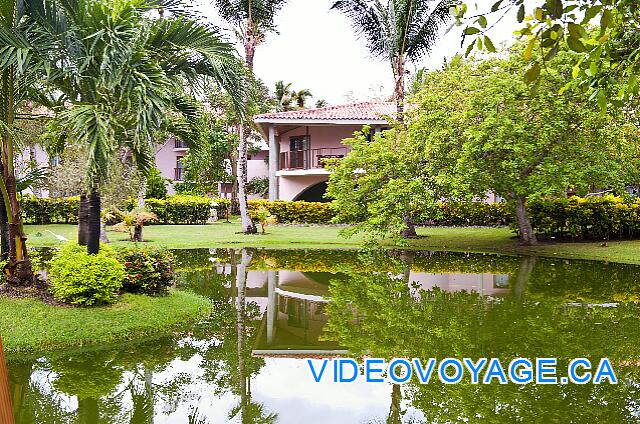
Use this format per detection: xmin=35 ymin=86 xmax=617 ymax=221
xmin=526 ymin=195 xmax=640 ymax=239
xmin=248 ymin=199 xmax=336 ymax=224
xmin=20 ymin=195 xmax=80 ymax=224
xmin=125 ymin=195 xmax=230 ymax=225
xmin=416 ymin=202 xmax=510 ymax=227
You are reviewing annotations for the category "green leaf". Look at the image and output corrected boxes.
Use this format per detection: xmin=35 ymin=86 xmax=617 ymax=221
xmin=524 ymin=62 xmax=541 ymax=83
xmin=566 ymin=36 xmax=586 ymax=52
xmin=601 ymin=9 xmax=612 ymax=29
xmin=465 ymin=42 xmax=475 ymax=57
xmin=517 ymin=4 xmax=525 ymax=22
xmin=484 ymin=36 xmax=496 ymax=53
xmin=581 ymin=5 xmax=602 ymax=24
xmin=567 ymin=22 xmax=586 ymax=39
xmin=524 ymin=38 xmax=535 ymax=60
xmin=491 ymin=0 xmax=503 ymax=12
xmin=464 ymin=27 xmax=480 ymax=35
xmin=478 ymin=16 xmax=488 ymax=28
xmin=548 ymin=0 xmax=563 ymax=18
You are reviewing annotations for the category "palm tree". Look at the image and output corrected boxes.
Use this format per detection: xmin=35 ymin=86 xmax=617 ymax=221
xmin=294 ymin=89 xmax=313 ymax=108
xmin=28 ymin=0 xmax=244 ymax=254
xmin=214 ymin=0 xmax=289 ymax=234
xmin=0 ymin=0 xmax=55 ymax=282
xmin=331 ymin=0 xmax=455 ymax=237
xmin=332 ymin=0 xmax=455 ymax=121
xmin=274 ymin=80 xmax=296 ymax=111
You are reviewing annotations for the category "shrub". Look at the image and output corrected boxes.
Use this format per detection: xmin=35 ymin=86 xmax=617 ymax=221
xmin=248 ymin=200 xmax=335 ymax=224
xmin=48 ymin=243 xmax=125 ymax=306
xmin=120 ymin=248 xmax=175 ymax=295
xmin=20 ymin=195 xmax=80 ymax=224
xmin=145 ymin=167 xmax=168 ymax=199
xmin=415 ymin=202 xmax=510 ymax=227
xmin=526 ymin=195 xmax=640 ymax=239
xmin=125 ymin=195 xmax=230 ymax=224
xmin=255 ymin=206 xmax=277 ymax=233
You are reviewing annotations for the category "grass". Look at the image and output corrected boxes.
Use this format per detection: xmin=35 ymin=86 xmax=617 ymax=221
xmin=24 ymin=222 xmax=640 ymax=265
xmin=0 ymin=291 xmax=211 ymax=354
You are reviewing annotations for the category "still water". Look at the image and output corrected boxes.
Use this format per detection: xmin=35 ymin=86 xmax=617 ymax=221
xmin=8 ymin=248 xmax=640 ymax=423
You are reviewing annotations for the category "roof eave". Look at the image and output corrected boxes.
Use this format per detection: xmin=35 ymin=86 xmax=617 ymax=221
xmin=253 ymin=118 xmax=389 ymax=125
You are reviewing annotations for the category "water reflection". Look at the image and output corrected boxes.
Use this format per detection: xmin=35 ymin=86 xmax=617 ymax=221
xmin=8 ymin=248 xmax=640 ymax=423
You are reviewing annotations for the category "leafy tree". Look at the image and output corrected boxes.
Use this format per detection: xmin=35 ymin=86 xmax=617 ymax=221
xmin=29 ymin=0 xmax=244 ymax=254
xmin=457 ymin=0 xmax=640 ymax=109
xmin=332 ymin=0 xmax=457 ymax=237
xmin=214 ymin=0 xmax=289 ymax=235
xmin=408 ymin=49 xmax=640 ymax=245
xmin=179 ymin=114 xmax=236 ymax=195
xmin=326 ymin=126 xmax=437 ymax=244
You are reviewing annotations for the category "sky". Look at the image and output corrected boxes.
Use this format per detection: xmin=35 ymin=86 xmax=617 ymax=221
xmin=197 ymin=0 xmax=520 ymax=106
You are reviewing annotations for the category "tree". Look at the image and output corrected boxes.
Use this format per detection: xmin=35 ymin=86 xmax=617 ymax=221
xmin=293 ymin=88 xmax=312 ymax=108
xmin=30 ymin=0 xmax=245 ymax=253
xmin=274 ymin=80 xmax=296 ymax=111
xmin=332 ymin=0 xmax=457 ymax=237
xmin=456 ymin=0 xmax=640 ymax=109
xmin=214 ymin=0 xmax=289 ymax=235
xmin=325 ymin=126 xmax=437 ymax=244
xmin=274 ymin=81 xmax=314 ymax=110
xmin=408 ymin=49 xmax=640 ymax=245
xmin=0 ymin=0 xmax=53 ymax=283
xmin=179 ymin=114 xmax=236 ymax=195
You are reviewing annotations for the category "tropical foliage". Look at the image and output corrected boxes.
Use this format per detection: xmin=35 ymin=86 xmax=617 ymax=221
xmin=408 ymin=49 xmax=639 ymax=244
xmin=457 ymin=0 xmax=640 ymax=109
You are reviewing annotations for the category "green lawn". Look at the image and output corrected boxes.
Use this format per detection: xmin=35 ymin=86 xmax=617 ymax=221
xmin=0 ymin=291 xmax=211 ymax=354
xmin=24 ymin=223 xmax=640 ymax=264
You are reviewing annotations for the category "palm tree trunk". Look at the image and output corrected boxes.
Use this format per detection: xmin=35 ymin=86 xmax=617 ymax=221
xmin=0 ymin=337 xmax=15 ymax=424
xmin=394 ymin=56 xmax=406 ymax=125
xmin=238 ymin=24 xmax=257 ymax=235
xmin=78 ymin=193 xmax=89 ymax=246
xmin=393 ymin=56 xmax=417 ymax=239
xmin=238 ymin=125 xmax=256 ymax=234
xmin=87 ymin=189 xmax=101 ymax=254
xmin=0 ymin=181 xmax=9 ymax=261
xmin=1 ymin=67 xmax=33 ymax=284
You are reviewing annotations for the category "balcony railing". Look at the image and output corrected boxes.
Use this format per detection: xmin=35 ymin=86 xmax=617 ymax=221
xmin=174 ymin=139 xmax=188 ymax=149
xmin=279 ymin=148 xmax=348 ymax=171
xmin=174 ymin=167 xmax=184 ymax=181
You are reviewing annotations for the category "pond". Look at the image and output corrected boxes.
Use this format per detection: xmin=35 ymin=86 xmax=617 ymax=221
xmin=8 ymin=248 xmax=640 ymax=423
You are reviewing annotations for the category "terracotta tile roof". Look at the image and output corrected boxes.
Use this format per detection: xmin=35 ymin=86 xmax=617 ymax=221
xmin=254 ymin=101 xmax=395 ymax=122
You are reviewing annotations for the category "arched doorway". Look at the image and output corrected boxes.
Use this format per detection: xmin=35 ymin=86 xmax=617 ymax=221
xmin=293 ymin=181 xmax=330 ymax=202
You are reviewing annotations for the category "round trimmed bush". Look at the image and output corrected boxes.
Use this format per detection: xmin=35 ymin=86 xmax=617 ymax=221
xmin=49 ymin=243 xmax=125 ymax=306
xmin=120 ymin=248 xmax=175 ymax=295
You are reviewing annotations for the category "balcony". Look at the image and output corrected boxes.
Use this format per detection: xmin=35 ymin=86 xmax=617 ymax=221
xmin=174 ymin=167 xmax=184 ymax=181
xmin=174 ymin=139 xmax=188 ymax=150
xmin=279 ymin=148 xmax=348 ymax=171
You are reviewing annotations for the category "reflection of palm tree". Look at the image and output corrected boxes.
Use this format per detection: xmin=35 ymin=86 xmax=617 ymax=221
xmin=232 ymin=248 xmax=278 ymax=424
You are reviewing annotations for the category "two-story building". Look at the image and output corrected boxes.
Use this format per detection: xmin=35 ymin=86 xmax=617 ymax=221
xmin=253 ymin=101 xmax=394 ymax=202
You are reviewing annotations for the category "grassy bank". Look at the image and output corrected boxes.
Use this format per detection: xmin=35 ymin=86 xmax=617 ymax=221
xmin=24 ymin=223 xmax=640 ymax=265
xmin=0 ymin=291 xmax=211 ymax=354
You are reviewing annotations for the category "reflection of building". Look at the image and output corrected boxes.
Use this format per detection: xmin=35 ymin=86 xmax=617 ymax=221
xmin=408 ymin=272 xmax=511 ymax=296
xmin=253 ymin=270 xmax=347 ymax=357
xmin=246 ymin=268 xmax=511 ymax=357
